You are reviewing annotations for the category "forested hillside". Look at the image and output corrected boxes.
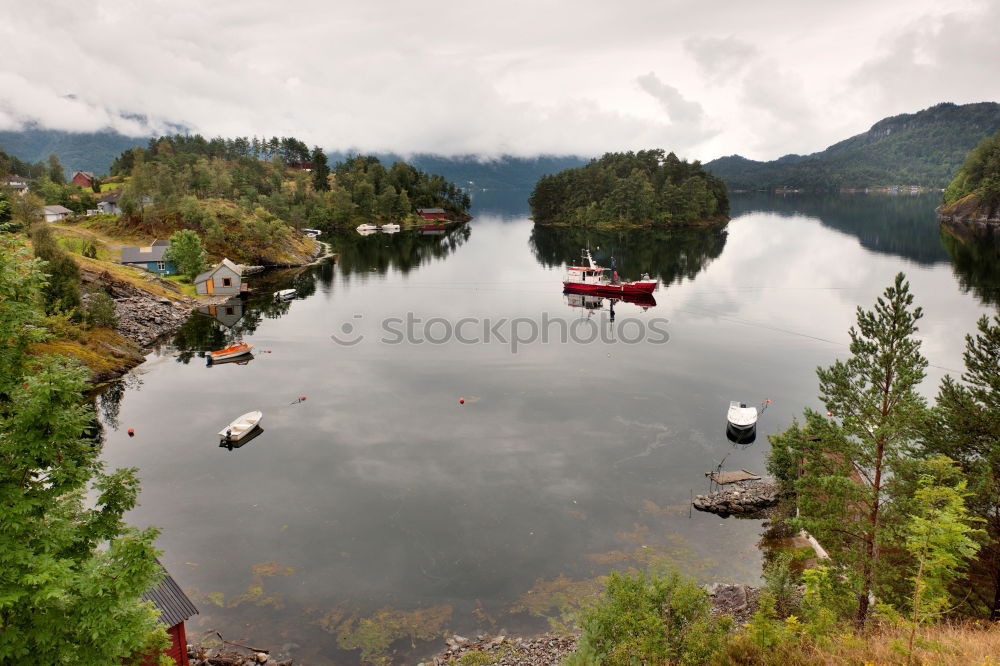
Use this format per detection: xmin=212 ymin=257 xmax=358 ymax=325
xmin=939 ymin=130 xmax=1000 ymax=220
xmin=706 ymin=102 xmax=1000 ymax=191
xmin=529 ymin=149 xmax=729 ymax=226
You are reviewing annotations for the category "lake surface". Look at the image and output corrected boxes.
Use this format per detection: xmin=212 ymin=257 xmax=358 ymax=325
xmin=97 ymin=192 xmax=998 ymax=664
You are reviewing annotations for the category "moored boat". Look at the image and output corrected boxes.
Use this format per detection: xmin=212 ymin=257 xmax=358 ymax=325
xmin=727 ymin=401 xmax=758 ymax=432
xmin=563 ymin=249 xmax=657 ymax=296
xmin=219 ymin=410 xmax=263 ymax=442
xmin=356 ymin=223 xmax=378 ymax=233
xmin=208 ymin=341 xmax=253 ymax=364
xmin=379 ymin=223 xmax=400 ymax=233
xmin=274 ymin=288 xmax=296 ymax=301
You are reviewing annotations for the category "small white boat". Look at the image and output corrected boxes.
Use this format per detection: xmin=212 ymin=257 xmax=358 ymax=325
xmin=379 ymin=223 xmax=400 ymax=233
xmin=356 ymin=223 xmax=378 ymax=233
xmin=727 ymin=401 xmax=758 ymax=431
xmin=274 ymin=288 xmax=296 ymax=301
xmin=219 ymin=410 xmax=263 ymax=442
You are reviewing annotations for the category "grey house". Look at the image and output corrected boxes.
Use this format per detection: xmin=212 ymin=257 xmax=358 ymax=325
xmin=97 ymin=191 xmax=122 ymax=214
xmin=195 ymin=258 xmax=243 ymax=295
xmin=196 ymin=297 xmax=244 ymax=328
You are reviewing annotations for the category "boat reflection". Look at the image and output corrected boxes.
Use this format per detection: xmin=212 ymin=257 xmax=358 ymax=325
xmin=563 ymin=289 xmax=657 ymax=312
xmin=218 ymin=425 xmax=264 ymax=451
xmin=726 ymin=423 xmax=757 ymax=446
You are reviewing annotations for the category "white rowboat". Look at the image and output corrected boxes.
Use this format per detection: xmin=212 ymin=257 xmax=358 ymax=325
xmin=727 ymin=401 xmax=758 ymax=431
xmin=274 ymin=289 xmax=296 ymax=300
xmin=219 ymin=410 xmax=263 ymax=442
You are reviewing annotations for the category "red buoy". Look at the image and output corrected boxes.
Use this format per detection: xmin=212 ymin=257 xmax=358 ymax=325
xmin=127 ymin=428 xmax=135 ymax=437
xmin=827 ymin=411 xmax=833 ymax=417
xmin=299 ymin=396 xmax=307 ymax=401
xmin=459 ymin=398 xmax=465 ymax=405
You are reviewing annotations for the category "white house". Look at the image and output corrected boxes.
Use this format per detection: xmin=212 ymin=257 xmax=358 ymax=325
xmin=195 ymin=258 xmax=243 ymax=296
xmin=43 ymin=205 xmax=73 ymax=222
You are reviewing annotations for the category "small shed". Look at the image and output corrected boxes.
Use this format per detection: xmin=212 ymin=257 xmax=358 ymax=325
xmin=43 ymin=205 xmax=73 ymax=222
xmin=121 ymin=241 xmax=176 ymax=276
xmin=71 ymin=171 xmax=95 ymax=188
xmin=197 ymin=297 xmax=245 ymax=328
xmin=3 ymin=176 xmax=28 ymax=194
xmin=141 ymin=562 xmax=198 ymax=666
xmin=195 ymin=258 xmax=243 ymax=295
xmin=416 ymin=207 xmax=447 ymax=220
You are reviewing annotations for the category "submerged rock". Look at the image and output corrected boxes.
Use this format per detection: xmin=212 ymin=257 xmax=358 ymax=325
xmin=692 ymin=478 xmax=784 ymax=517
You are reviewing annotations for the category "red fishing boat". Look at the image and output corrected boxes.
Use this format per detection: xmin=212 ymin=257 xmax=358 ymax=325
xmin=208 ymin=341 xmax=253 ymax=364
xmin=563 ymin=249 xmax=657 ymax=296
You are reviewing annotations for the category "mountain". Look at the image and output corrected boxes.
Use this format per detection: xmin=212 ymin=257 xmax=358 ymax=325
xmin=705 ymin=102 xmax=1000 ymax=191
xmin=0 ymin=125 xmax=588 ymax=190
xmin=0 ymin=127 xmax=154 ymax=176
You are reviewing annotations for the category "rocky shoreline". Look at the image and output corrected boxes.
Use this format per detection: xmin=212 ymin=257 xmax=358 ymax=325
xmin=692 ymin=478 xmax=784 ymax=517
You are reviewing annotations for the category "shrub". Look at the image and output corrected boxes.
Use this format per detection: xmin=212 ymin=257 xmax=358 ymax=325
xmin=85 ymin=288 xmax=119 ymax=328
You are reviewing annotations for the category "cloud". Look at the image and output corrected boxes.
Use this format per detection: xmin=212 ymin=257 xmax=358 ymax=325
xmin=684 ymin=37 xmax=759 ymax=84
xmin=635 ymin=73 xmax=705 ymax=125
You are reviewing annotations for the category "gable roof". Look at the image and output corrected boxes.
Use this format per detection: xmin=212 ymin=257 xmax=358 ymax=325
xmin=152 ymin=238 xmax=170 ymax=247
xmin=121 ymin=244 xmax=169 ymax=263
xmin=417 ymin=208 xmax=446 ymax=214
xmin=99 ymin=191 xmax=120 ymax=203
xmin=194 ymin=258 xmax=242 ymax=284
xmin=72 ymin=171 xmax=94 ymax=179
xmin=142 ymin=562 xmax=198 ymax=627
xmin=43 ymin=205 xmax=73 ymax=214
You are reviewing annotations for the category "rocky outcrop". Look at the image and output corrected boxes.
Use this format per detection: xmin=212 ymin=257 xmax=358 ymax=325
xmin=113 ymin=295 xmax=192 ymax=346
xmin=937 ymin=195 xmax=1000 ymax=225
xmin=423 ymin=634 xmax=577 ymax=666
xmin=693 ymin=479 xmax=784 ymax=517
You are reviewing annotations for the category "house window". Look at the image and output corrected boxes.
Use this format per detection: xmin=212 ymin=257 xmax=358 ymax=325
xmin=157 ymin=262 xmax=165 ymax=271
xmin=222 ymin=277 xmax=232 ymax=287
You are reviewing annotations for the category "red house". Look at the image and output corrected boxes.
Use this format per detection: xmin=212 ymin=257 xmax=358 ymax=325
xmin=141 ymin=563 xmax=198 ymax=666
xmin=416 ymin=207 xmax=447 ymax=220
xmin=71 ymin=171 xmax=95 ymax=188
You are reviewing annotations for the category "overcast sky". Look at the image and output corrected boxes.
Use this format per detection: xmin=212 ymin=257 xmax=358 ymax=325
xmin=1 ymin=0 xmax=998 ymax=162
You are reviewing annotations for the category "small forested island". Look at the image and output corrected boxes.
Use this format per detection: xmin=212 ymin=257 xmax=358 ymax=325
xmin=528 ymin=149 xmax=729 ymax=227
xmin=937 ymin=130 xmax=1000 ymax=224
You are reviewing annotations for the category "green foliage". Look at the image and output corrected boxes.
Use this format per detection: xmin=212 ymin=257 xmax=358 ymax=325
xmin=85 ymin=288 xmax=119 ymax=328
xmin=766 ymin=419 xmax=806 ymax=495
xmin=707 ymin=101 xmax=1000 ymax=190
xmin=904 ymin=458 xmax=983 ymax=631
xmin=0 ymin=239 xmax=165 ymax=663
xmin=164 ymin=229 xmax=206 ymax=280
xmin=792 ymin=273 xmax=929 ymax=624
xmin=311 ymin=147 xmax=330 ymax=192
xmin=47 ymin=152 xmax=65 ymax=184
xmin=922 ymin=315 xmax=1000 ymax=619
xmin=529 ymin=149 xmax=729 ymax=226
xmin=569 ymin=568 xmax=726 ymax=665
xmin=762 ymin=552 xmax=799 ymax=618
xmin=943 ymin=130 xmax=1000 ymax=214
xmin=0 ymin=190 xmax=11 ymax=225
xmin=29 ymin=223 xmax=82 ymax=317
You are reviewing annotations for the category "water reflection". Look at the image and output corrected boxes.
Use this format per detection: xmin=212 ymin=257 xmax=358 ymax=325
xmin=530 ymin=224 xmax=728 ymax=284
xmin=327 ymin=223 xmax=471 ymax=277
xmin=730 ymin=192 xmax=947 ymax=265
xmin=941 ymin=219 xmax=1000 ymax=307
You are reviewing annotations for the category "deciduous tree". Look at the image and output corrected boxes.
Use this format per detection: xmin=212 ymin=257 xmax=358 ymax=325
xmin=164 ymin=229 xmax=207 ymax=280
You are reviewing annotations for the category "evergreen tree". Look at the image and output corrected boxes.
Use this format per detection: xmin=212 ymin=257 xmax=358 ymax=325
xmin=792 ymin=273 xmax=929 ymax=625
xmin=924 ymin=313 xmax=1000 ymax=618
xmin=311 ymin=147 xmax=330 ymax=192
xmin=30 ymin=223 xmax=82 ymax=317
xmin=47 ymin=153 xmax=65 ymax=185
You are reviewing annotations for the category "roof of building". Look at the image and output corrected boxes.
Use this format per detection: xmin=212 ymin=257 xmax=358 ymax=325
xmin=417 ymin=208 xmax=446 ymax=214
xmin=99 ymin=191 xmax=121 ymax=203
xmin=195 ymin=258 xmax=242 ymax=284
xmin=72 ymin=171 xmax=94 ymax=179
xmin=152 ymin=238 xmax=170 ymax=247
xmin=141 ymin=562 xmax=198 ymax=627
xmin=43 ymin=205 xmax=73 ymax=214
xmin=121 ymin=244 xmax=169 ymax=263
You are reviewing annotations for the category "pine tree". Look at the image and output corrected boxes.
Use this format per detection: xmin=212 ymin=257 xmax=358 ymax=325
xmin=311 ymin=147 xmax=330 ymax=192
xmin=793 ymin=273 xmax=929 ymax=625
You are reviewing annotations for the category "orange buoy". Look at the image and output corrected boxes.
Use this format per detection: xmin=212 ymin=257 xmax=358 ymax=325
xmin=459 ymin=398 xmax=465 ymax=405
xmin=127 ymin=428 xmax=135 ymax=437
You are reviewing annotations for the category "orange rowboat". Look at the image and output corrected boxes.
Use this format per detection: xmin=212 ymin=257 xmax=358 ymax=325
xmin=208 ymin=341 xmax=253 ymax=363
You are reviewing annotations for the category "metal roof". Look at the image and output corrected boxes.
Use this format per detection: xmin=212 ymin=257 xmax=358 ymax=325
xmin=417 ymin=207 xmax=446 ymax=214
xmin=195 ymin=258 xmax=242 ymax=284
xmin=141 ymin=563 xmax=198 ymax=627
xmin=43 ymin=205 xmax=73 ymax=214
xmin=121 ymin=244 xmax=169 ymax=263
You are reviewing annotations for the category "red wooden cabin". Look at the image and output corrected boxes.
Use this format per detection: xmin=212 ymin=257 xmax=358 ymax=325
xmin=71 ymin=171 xmax=94 ymax=188
xmin=416 ymin=207 xmax=447 ymax=220
xmin=141 ymin=564 xmax=198 ymax=666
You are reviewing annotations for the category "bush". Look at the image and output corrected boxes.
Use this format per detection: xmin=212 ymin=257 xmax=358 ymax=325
xmin=85 ymin=288 xmax=118 ymax=328
xmin=568 ymin=568 xmax=727 ymax=665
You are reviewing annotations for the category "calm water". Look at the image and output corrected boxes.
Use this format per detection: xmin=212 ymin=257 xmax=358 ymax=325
xmin=97 ymin=192 xmax=997 ymax=664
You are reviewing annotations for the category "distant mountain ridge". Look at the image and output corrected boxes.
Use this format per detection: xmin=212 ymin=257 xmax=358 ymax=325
xmin=705 ymin=102 xmax=1000 ymax=191
xmin=0 ymin=125 xmax=588 ymax=191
